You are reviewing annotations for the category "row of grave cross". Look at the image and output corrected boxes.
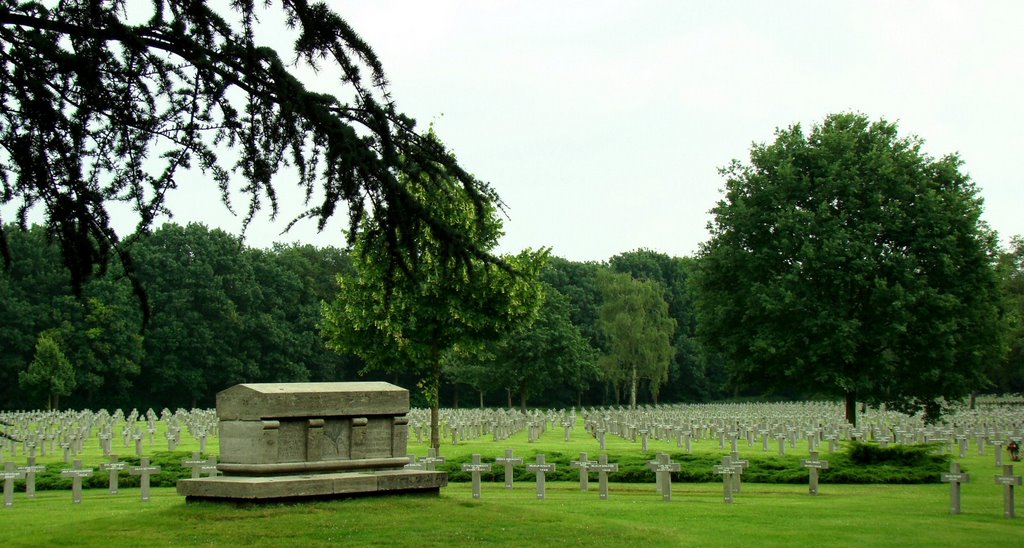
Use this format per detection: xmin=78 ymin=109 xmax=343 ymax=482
xmin=0 ymin=408 xmax=218 ymax=464
xmin=414 ymin=449 xmax=832 ymax=503
xmin=404 ymin=408 xmax=582 ymax=446
xmin=0 ymin=451 xmax=219 ymax=508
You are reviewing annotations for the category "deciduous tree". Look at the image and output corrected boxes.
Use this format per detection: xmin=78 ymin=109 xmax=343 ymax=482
xmin=597 ymin=270 xmax=675 ymax=409
xmin=322 ymin=163 xmax=545 ymax=450
xmin=19 ymin=331 xmax=75 ymax=410
xmin=694 ymin=113 xmax=1004 ymax=424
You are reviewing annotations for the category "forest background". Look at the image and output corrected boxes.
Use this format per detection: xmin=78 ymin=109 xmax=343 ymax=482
xmin=3 ymin=221 xmax=1022 ymax=412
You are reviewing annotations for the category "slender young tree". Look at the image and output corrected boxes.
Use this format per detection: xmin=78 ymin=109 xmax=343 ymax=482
xmin=20 ymin=331 xmax=76 ymax=410
xmin=322 ymin=162 xmax=545 ymax=450
xmin=597 ymin=270 xmax=675 ymax=409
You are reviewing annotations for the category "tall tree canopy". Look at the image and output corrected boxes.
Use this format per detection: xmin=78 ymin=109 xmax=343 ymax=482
xmin=0 ymin=0 xmax=497 ymax=306
xmin=322 ymin=163 xmax=545 ymax=450
xmin=694 ymin=113 xmax=1004 ymax=424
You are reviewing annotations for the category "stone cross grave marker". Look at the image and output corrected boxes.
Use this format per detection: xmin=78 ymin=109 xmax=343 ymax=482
xmin=100 ymin=454 xmax=129 ymax=494
xmin=995 ymin=464 xmax=1022 ymax=519
xmin=181 ymin=452 xmax=206 ymax=479
xmin=3 ymin=461 xmax=26 ymax=508
xmin=570 ymin=452 xmax=597 ymax=491
xmin=461 ymin=454 xmax=492 ymax=499
xmin=801 ymin=451 xmax=830 ymax=495
xmin=130 ymin=457 xmax=162 ymax=502
xmin=422 ymin=448 xmax=446 ymax=471
xmin=526 ymin=454 xmax=556 ymax=500
xmin=60 ymin=459 xmax=94 ymax=504
xmin=495 ymin=449 xmax=523 ymax=489
xmin=562 ymin=419 xmax=573 ymax=442
xmin=712 ymin=456 xmax=735 ymax=504
xmin=729 ymin=451 xmax=749 ymax=493
xmin=18 ymin=456 xmax=46 ymax=498
xmin=201 ymin=456 xmax=221 ymax=477
xmin=597 ymin=428 xmax=607 ymax=450
xmin=990 ymin=439 xmax=1007 ymax=467
xmin=639 ymin=428 xmax=650 ymax=452
xmin=404 ymin=454 xmax=424 ymax=471
xmin=650 ymin=453 xmax=681 ymax=502
xmin=591 ymin=454 xmax=618 ymax=500
xmin=941 ymin=462 xmax=970 ymax=514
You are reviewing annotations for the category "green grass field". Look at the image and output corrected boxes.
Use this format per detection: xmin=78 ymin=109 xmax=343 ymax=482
xmin=2 ymin=482 xmax=1020 ymax=547
xmin=3 ymin=416 xmax=1023 ymax=546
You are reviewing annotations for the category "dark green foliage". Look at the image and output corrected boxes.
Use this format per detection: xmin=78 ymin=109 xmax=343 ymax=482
xmin=695 ymin=113 xmax=1004 ymax=422
xmin=0 ymin=0 xmax=499 ymax=307
xmin=0 ymin=222 xmax=361 ymax=410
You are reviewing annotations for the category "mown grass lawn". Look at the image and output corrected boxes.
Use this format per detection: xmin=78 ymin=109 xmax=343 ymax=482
xmin=2 ymin=480 xmax=1020 ymax=547
xmin=5 ymin=415 xmax=1022 ymax=546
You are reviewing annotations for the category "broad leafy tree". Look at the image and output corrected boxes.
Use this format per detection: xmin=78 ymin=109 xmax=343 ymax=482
xmin=694 ymin=113 xmax=1004 ymax=424
xmin=0 ymin=0 xmax=500 ymax=309
xmin=492 ymin=284 xmax=597 ymax=411
xmin=322 ymin=164 xmax=545 ymax=450
xmin=597 ymin=270 xmax=676 ymax=409
xmin=993 ymin=236 xmax=1024 ymax=393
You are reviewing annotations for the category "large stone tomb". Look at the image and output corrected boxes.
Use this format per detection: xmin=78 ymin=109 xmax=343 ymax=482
xmin=177 ymin=382 xmax=447 ymax=502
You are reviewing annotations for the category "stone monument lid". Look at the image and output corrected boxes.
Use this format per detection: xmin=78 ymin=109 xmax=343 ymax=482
xmin=217 ymin=382 xmax=409 ymax=420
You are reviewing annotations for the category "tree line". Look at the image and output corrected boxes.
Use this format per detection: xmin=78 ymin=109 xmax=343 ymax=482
xmin=0 ymin=222 xmax=707 ymax=411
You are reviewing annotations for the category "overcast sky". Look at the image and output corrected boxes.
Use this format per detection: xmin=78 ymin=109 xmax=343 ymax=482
xmin=330 ymin=1 xmax=1024 ymax=262
xmin=24 ymin=1 xmax=1024 ymax=262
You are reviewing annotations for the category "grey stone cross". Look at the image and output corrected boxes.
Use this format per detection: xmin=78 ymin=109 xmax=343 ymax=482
xmin=181 ymin=452 xmax=206 ymax=479
xmin=526 ymin=454 xmax=556 ymax=500
xmin=570 ymin=452 xmax=597 ymax=491
xmin=649 ymin=453 xmax=680 ymax=501
xmin=421 ymin=448 xmax=446 ymax=471
xmin=2 ymin=461 xmax=26 ymax=508
xmin=590 ymin=454 xmax=618 ymax=500
xmin=60 ymin=459 xmax=94 ymax=504
xmin=494 ymin=449 xmax=523 ymax=489
xmin=18 ymin=456 xmax=46 ymax=498
xmin=461 ymin=454 xmax=492 ymax=499
xmin=130 ymin=457 xmax=162 ymax=502
xmin=712 ymin=456 xmax=735 ymax=503
xmin=100 ymin=454 xmax=129 ymax=494
xmin=995 ymin=464 xmax=1022 ymax=519
xmin=941 ymin=462 xmax=970 ymax=514
xmin=801 ymin=451 xmax=830 ymax=495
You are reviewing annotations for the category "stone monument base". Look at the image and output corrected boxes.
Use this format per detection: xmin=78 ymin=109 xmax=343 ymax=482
xmin=177 ymin=469 xmax=447 ymax=503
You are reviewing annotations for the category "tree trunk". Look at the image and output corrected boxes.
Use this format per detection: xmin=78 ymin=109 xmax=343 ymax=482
xmin=430 ymin=346 xmax=441 ymax=451
xmin=506 ymin=387 xmax=512 ymax=409
xmin=845 ymin=392 xmax=857 ymax=427
xmin=453 ymin=383 xmax=459 ymax=409
xmin=629 ymin=365 xmax=638 ymax=410
xmin=479 ymin=389 xmax=484 ymax=409
xmin=519 ymin=384 xmax=528 ymax=413
xmin=969 ymin=391 xmax=977 ymax=410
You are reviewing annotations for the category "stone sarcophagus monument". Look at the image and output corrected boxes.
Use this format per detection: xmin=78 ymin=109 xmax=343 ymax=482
xmin=177 ymin=382 xmax=446 ymax=502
